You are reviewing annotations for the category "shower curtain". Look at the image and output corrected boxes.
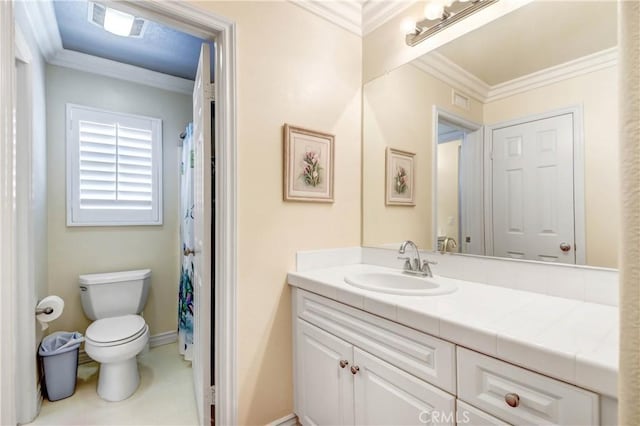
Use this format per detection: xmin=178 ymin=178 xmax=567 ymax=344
xmin=178 ymin=123 xmax=194 ymax=361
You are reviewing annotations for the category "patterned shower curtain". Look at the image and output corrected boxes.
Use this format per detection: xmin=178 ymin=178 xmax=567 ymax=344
xmin=178 ymin=123 xmax=194 ymax=361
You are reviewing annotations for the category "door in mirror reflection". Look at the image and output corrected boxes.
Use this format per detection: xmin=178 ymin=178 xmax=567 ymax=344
xmin=491 ymin=113 xmax=575 ymax=263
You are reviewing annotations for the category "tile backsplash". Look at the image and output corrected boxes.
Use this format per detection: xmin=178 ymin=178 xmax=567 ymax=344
xmin=296 ymin=247 xmax=619 ymax=306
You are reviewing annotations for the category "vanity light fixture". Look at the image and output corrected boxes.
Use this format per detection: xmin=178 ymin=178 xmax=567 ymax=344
xmin=404 ymin=0 xmax=498 ymax=47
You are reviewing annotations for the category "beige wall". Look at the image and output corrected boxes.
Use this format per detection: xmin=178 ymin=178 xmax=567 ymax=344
xmin=362 ymin=63 xmax=482 ymax=249
xmin=46 ymin=65 xmax=191 ymax=336
xmin=484 ymin=67 xmax=619 ymax=268
xmin=437 ymin=140 xmax=461 ymax=244
xmin=192 ymin=2 xmax=362 ymax=424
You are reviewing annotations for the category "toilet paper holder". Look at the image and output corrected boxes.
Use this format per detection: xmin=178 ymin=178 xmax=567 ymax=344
xmin=35 ymin=307 xmax=54 ymax=315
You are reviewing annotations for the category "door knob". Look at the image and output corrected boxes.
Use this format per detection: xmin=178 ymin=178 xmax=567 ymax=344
xmin=559 ymin=242 xmax=571 ymax=252
xmin=350 ymin=365 xmax=360 ymax=375
xmin=339 ymin=360 xmax=349 ymax=368
xmin=504 ymin=393 xmax=520 ymax=408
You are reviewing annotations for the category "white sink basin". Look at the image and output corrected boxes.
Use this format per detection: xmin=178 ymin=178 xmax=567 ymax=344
xmin=344 ymin=271 xmax=457 ymax=296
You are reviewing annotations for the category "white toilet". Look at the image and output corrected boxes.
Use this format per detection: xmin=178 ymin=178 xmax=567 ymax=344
xmin=79 ymin=269 xmax=151 ymax=402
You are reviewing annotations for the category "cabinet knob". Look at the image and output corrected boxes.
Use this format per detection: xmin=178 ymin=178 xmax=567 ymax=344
xmin=560 ymin=242 xmax=571 ymax=252
xmin=350 ymin=365 xmax=360 ymax=375
xmin=505 ymin=393 xmax=520 ymax=408
xmin=339 ymin=360 xmax=349 ymax=368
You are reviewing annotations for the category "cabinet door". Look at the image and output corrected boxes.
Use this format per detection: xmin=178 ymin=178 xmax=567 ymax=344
xmin=353 ymin=348 xmax=455 ymax=426
xmin=296 ymin=320 xmax=354 ymax=426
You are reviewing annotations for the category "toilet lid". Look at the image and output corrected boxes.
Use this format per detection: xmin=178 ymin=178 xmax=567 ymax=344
xmin=86 ymin=314 xmax=146 ymax=344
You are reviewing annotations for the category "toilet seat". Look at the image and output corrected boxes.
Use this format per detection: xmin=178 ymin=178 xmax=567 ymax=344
xmin=86 ymin=314 xmax=147 ymax=347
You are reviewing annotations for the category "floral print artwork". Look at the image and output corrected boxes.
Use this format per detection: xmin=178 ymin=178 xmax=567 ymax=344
xmin=301 ymin=150 xmax=322 ymax=187
xmin=394 ymin=166 xmax=408 ymax=194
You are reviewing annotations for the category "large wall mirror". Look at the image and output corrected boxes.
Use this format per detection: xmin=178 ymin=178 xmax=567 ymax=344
xmin=362 ymin=0 xmax=619 ymax=268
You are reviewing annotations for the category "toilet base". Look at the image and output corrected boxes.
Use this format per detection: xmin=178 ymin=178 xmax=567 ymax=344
xmin=97 ymin=357 xmax=140 ymax=402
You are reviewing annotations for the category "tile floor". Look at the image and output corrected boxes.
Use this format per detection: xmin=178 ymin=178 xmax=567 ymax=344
xmin=29 ymin=343 xmax=199 ymax=426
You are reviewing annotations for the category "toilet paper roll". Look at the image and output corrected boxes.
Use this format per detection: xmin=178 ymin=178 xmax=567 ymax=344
xmin=36 ymin=296 xmax=64 ymax=331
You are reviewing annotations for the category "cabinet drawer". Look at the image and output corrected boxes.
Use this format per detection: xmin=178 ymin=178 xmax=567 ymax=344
xmin=457 ymin=347 xmax=599 ymax=425
xmin=457 ymin=400 xmax=511 ymax=426
xmin=296 ymin=289 xmax=456 ymax=393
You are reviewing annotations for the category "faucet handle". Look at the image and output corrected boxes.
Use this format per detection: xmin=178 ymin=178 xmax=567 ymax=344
xmin=422 ymin=259 xmax=438 ymax=265
xmin=397 ymin=256 xmax=412 ymax=270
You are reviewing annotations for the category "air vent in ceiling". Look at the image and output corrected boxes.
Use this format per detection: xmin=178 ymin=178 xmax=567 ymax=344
xmin=88 ymin=2 xmax=147 ymax=38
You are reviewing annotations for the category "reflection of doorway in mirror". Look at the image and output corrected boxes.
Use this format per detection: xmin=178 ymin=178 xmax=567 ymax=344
xmin=436 ymin=116 xmax=484 ymax=256
xmin=437 ymin=139 xmax=461 ymax=250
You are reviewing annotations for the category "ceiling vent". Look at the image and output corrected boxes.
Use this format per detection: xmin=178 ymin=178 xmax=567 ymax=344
xmin=88 ymin=2 xmax=147 ymax=38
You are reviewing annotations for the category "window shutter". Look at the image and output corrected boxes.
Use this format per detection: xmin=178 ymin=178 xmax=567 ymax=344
xmin=68 ymin=104 xmax=162 ymax=226
xmin=78 ymin=120 xmax=117 ymax=208
xmin=116 ymin=125 xmax=153 ymax=209
xmin=78 ymin=122 xmax=154 ymax=210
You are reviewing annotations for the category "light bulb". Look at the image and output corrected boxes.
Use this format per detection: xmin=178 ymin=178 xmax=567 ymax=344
xmin=424 ymin=1 xmax=444 ymax=20
xmin=401 ymin=18 xmax=417 ymax=34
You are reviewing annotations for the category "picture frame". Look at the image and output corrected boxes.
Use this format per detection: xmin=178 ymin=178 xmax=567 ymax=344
xmin=283 ymin=124 xmax=335 ymax=203
xmin=386 ymin=147 xmax=415 ymax=206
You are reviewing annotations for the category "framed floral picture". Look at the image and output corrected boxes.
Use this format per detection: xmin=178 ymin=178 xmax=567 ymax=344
xmin=283 ymin=124 xmax=335 ymax=202
xmin=386 ymin=147 xmax=415 ymax=206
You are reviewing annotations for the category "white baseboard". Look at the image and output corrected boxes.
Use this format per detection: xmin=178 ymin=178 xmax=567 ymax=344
xmin=78 ymin=331 xmax=178 ymax=364
xmin=268 ymin=413 xmax=298 ymax=426
xmin=149 ymin=330 xmax=178 ymax=348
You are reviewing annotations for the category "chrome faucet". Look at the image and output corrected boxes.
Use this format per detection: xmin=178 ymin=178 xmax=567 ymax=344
xmin=398 ymin=240 xmax=437 ymax=277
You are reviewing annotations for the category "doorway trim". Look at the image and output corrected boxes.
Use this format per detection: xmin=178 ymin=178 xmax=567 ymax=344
xmin=484 ymin=105 xmax=586 ymax=265
xmin=7 ymin=1 xmax=237 ymax=424
xmin=431 ymin=107 xmax=483 ymax=253
xmin=14 ymin=22 xmax=43 ymax=424
xmin=0 ymin=1 xmax=17 ymax=425
xmin=125 ymin=3 xmax=238 ymax=424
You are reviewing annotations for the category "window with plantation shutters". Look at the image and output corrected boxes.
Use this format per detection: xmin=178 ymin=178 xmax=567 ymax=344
xmin=67 ymin=104 xmax=163 ymax=226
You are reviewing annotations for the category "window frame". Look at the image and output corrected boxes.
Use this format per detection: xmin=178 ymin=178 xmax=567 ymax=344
xmin=66 ymin=103 xmax=163 ymax=226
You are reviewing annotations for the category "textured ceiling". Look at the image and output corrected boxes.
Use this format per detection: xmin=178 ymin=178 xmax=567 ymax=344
xmin=435 ymin=1 xmax=618 ymax=86
xmin=53 ymin=0 xmax=213 ymax=80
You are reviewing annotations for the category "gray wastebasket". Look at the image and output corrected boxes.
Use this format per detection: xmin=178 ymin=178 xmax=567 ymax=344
xmin=38 ymin=331 xmax=84 ymax=401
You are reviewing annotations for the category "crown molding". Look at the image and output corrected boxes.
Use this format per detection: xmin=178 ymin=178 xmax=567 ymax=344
xmin=486 ymin=47 xmax=618 ymax=102
xmin=49 ymin=49 xmax=194 ymax=94
xmin=362 ymin=1 xmax=415 ymax=35
xmin=291 ymin=0 xmax=363 ymax=35
xmin=412 ymin=52 xmax=490 ymax=102
xmin=290 ymin=0 xmax=418 ymax=36
xmin=413 ymin=47 xmax=618 ymax=104
xmin=18 ymin=0 xmax=63 ymax=61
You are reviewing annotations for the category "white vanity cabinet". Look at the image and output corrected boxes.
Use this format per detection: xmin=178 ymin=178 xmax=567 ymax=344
xmin=295 ymin=319 xmax=456 ymax=426
xmin=294 ymin=289 xmax=456 ymax=426
xmin=292 ymin=288 xmax=604 ymax=426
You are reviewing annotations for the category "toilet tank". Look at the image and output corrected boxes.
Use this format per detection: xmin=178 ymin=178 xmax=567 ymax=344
xmin=79 ymin=269 xmax=151 ymax=320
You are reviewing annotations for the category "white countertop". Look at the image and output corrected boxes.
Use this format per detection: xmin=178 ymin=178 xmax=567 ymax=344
xmin=288 ymin=263 xmax=618 ymax=398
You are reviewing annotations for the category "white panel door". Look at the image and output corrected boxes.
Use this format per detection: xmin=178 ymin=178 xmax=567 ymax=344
xmin=460 ymin=128 xmax=485 ymax=255
xmin=353 ymin=348 xmax=455 ymax=426
xmin=192 ymin=43 xmax=212 ymax=426
xmin=296 ymin=320 xmax=355 ymax=426
xmin=491 ymin=114 xmax=575 ymax=263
